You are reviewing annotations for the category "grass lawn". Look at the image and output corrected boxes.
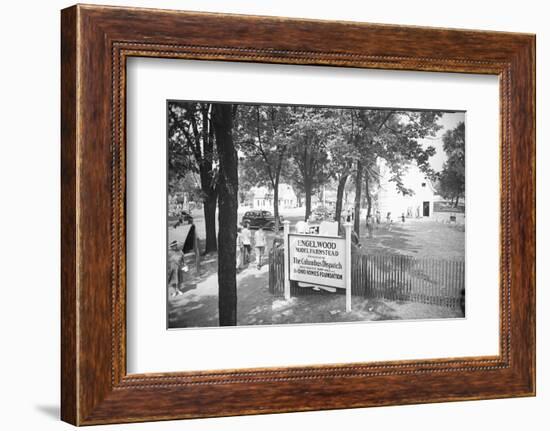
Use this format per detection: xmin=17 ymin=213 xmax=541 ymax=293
xmin=358 ymin=218 xmax=464 ymax=260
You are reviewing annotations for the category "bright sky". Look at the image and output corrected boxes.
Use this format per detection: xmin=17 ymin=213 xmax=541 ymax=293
xmin=420 ymin=111 xmax=465 ymax=172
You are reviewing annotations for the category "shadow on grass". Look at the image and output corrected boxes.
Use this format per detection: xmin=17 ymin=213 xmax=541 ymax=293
xmin=360 ymin=225 xmax=421 ymax=256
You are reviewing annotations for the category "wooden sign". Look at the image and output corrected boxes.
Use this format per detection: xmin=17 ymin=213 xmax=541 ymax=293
xmin=288 ymin=234 xmax=346 ymax=288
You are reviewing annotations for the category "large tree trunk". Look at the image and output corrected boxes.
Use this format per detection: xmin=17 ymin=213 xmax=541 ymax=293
xmin=301 ymin=144 xmax=313 ymax=221
xmin=197 ymin=104 xmax=218 ymax=254
xmin=213 ymin=104 xmax=238 ymax=326
xmin=335 ymin=174 xmax=348 ymax=230
xmin=354 ymin=160 xmax=363 ymax=235
xmin=296 ymin=192 xmax=302 ymax=208
xmin=365 ymin=172 xmax=372 ymax=218
xmin=272 ymin=179 xmax=280 ymax=231
xmin=203 ymin=192 xmax=217 ymax=254
xmin=304 ymin=176 xmax=312 ymax=221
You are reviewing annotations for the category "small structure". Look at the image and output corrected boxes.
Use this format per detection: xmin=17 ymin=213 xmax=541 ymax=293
xmin=250 ymin=183 xmax=297 ymax=210
xmin=283 ymin=221 xmax=352 ymax=312
xmin=311 ymin=186 xmax=338 ymax=208
xmin=376 ymin=160 xmax=437 ymax=220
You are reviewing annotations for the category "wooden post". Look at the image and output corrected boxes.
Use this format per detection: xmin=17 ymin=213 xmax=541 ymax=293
xmin=193 ymin=227 xmax=201 ymax=275
xmin=283 ymin=220 xmax=291 ymax=300
xmin=344 ymin=222 xmax=352 ymax=312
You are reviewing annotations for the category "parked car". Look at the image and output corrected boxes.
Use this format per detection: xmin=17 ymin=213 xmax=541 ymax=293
xmin=242 ymin=210 xmax=282 ymax=230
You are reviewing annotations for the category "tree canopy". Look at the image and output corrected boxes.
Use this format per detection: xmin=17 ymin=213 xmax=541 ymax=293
xmin=437 ymin=121 xmax=465 ymax=205
xmin=168 ymin=101 xmax=219 ymax=252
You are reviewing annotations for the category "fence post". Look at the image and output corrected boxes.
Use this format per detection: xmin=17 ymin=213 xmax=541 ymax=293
xmin=344 ymin=222 xmax=352 ymax=312
xmin=283 ymin=220 xmax=291 ymax=300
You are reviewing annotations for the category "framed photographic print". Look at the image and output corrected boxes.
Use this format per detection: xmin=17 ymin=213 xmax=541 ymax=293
xmin=61 ymin=4 xmax=535 ymax=425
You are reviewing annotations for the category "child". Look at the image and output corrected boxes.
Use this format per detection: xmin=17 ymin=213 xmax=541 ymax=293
xmin=254 ymin=226 xmax=266 ymax=269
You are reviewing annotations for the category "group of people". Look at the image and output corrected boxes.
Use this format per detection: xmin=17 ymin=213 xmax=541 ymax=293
xmin=235 ymin=209 xmax=407 ymax=271
xmin=236 ymin=223 xmax=267 ymax=270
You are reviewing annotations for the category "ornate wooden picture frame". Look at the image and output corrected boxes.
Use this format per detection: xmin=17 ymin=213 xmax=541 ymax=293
xmin=61 ymin=4 xmax=535 ymax=425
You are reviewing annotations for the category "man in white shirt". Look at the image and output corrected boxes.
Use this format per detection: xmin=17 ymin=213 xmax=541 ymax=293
xmin=254 ymin=226 xmax=266 ymax=269
xmin=241 ymin=223 xmax=251 ymax=264
xmin=295 ymin=217 xmax=309 ymax=234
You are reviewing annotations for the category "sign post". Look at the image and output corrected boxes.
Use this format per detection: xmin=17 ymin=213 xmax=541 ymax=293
xmin=283 ymin=220 xmax=291 ymax=300
xmin=285 ymin=222 xmax=352 ymax=312
xmin=344 ymin=222 xmax=352 ymax=312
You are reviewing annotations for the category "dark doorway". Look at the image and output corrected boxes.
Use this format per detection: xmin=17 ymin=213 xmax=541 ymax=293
xmin=423 ymin=201 xmax=430 ymax=217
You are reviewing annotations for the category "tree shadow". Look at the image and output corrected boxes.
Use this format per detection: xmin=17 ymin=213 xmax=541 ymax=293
xmin=168 ymin=263 xmax=275 ymax=328
xmin=168 ymin=295 xmax=219 ymax=328
xmin=361 ymin=225 xmax=421 ymax=255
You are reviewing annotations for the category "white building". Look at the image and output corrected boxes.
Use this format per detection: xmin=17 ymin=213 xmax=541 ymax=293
xmin=250 ymin=183 xmax=297 ymax=210
xmin=376 ymin=159 xmax=437 ymax=220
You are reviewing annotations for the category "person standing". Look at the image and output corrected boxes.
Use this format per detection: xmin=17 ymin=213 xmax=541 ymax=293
xmin=346 ymin=208 xmax=352 ymax=223
xmin=295 ymin=217 xmax=309 ymax=234
xmin=254 ymin=226 xmax=266 ymax=269
xmin=366 ymin=215 xmax=374 ymax=238
xmin=236 ymin=227 xmax=243 ymax=270
xmin=241 ymin=223 xmax=251 ymax=265
xmin=168 ymin=242 xmax=186 ymax=296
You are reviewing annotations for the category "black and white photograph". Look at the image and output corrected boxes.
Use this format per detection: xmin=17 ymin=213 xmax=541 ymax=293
xmin=1 ymin=0 xmax=542 ymax=429
xmin=167 ymin=101 xmax=466 ymax=328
